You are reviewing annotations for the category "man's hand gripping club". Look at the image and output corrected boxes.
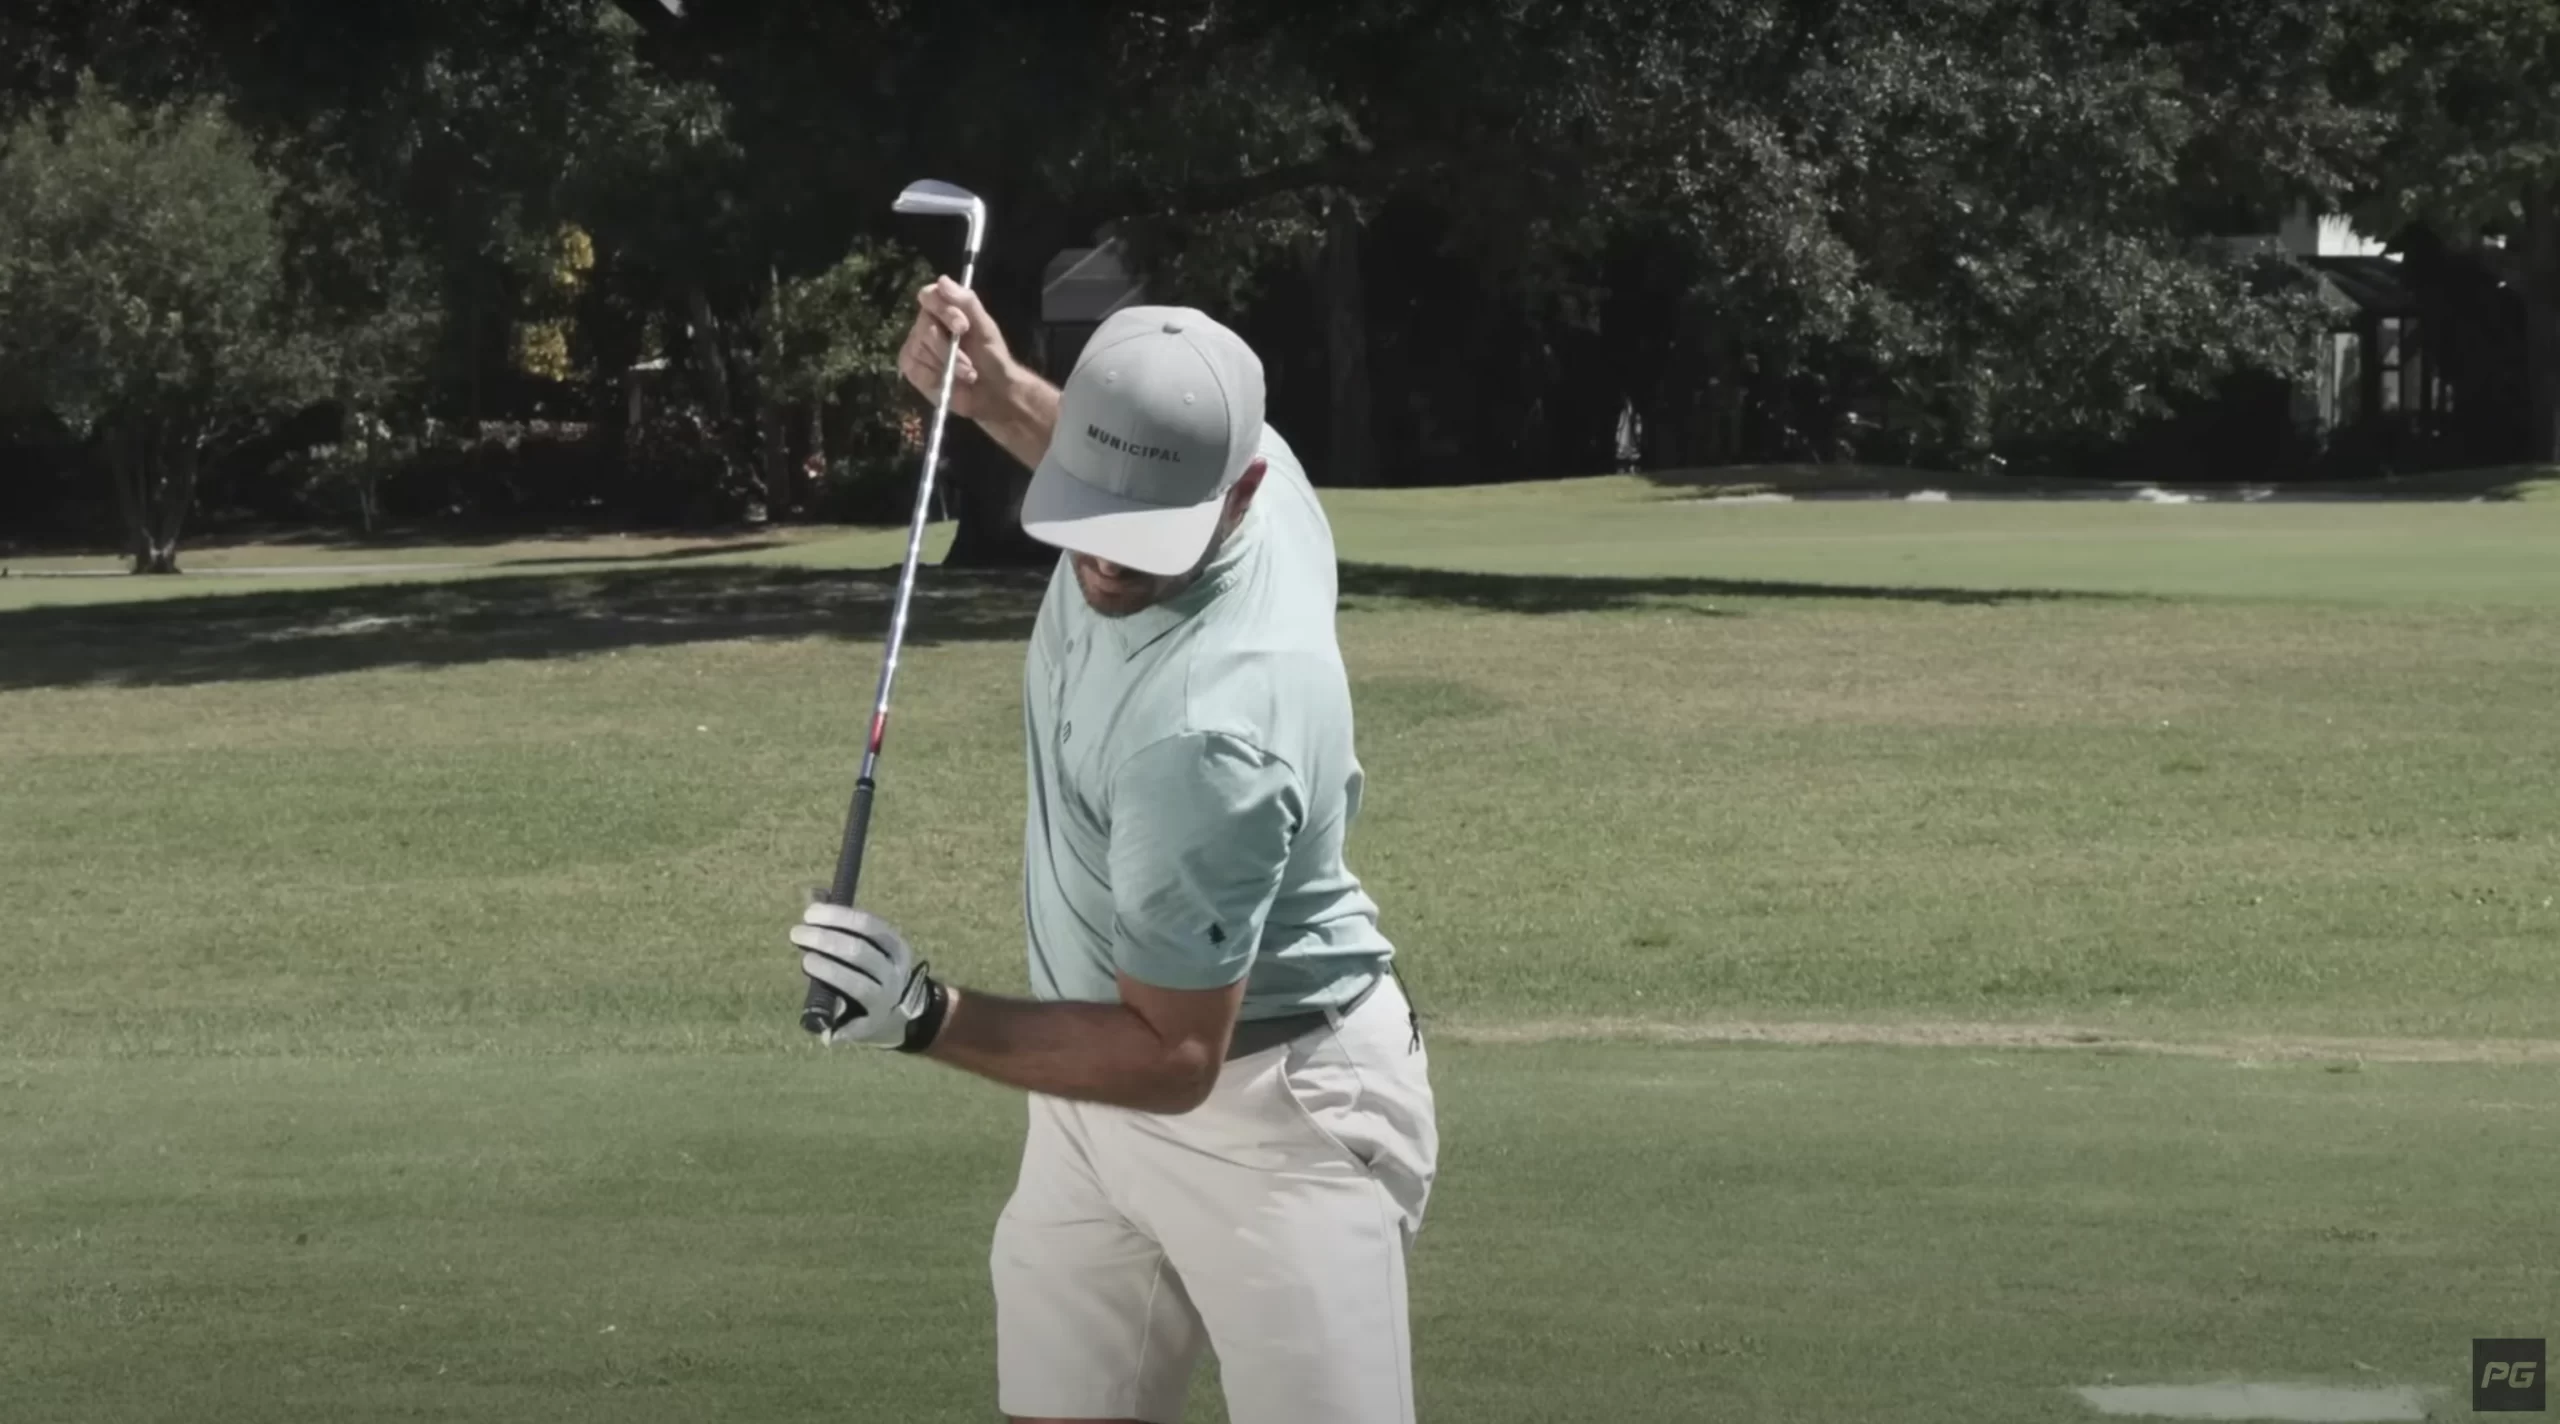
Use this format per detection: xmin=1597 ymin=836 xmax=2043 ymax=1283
xmin=792 ymin=904 xmax=950 ymax=1050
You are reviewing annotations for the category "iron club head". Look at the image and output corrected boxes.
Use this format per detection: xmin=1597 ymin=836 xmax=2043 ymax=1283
xmin=894 ymin=179 xmax=987 ymax=254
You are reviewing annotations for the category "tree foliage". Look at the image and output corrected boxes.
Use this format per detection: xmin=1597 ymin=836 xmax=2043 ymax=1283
xmin=1021 ymin=0 xmax=2362 ymax=469
xmin=3 ymin=0 xmax=2551 ymax=560
xmin=0 ymin=83 xmax=330 ymax=570
xmin=2336 ymin=0 xmax=2560 ymax=459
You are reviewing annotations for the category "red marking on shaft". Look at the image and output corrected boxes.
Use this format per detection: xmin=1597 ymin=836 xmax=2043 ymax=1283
xmin=868 ymin=711 xmax=888 ymax=755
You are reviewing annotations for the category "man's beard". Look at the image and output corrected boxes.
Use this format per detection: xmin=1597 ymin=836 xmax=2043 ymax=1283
xmin=1073 ymin=556 xmax=1180 ymax=617
xmin=1071 ymin=522 xmax=1232 ymax=617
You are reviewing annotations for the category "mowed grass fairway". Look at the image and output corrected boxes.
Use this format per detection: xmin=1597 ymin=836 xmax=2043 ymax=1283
xmin=4 ymin=475 xmax=2557 ymax=1422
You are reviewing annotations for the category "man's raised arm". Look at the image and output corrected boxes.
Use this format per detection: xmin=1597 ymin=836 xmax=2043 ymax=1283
xmin=897 ymin=276 xmax=1061 ymax=471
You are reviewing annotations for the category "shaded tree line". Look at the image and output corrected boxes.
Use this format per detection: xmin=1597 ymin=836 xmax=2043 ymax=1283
xmin=1 ymin=0 xmax=2553 ymax=572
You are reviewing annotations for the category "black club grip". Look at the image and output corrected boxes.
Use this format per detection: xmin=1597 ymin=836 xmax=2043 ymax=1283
xmin=800 ymin=777 xmax=878 ymax=1036
xmin=800 ymin=965 xmax=851 ymax=1037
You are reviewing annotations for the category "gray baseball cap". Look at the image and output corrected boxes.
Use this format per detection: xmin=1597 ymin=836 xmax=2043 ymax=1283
xmin=1020 ymin=305 xmax=1265 ymax=577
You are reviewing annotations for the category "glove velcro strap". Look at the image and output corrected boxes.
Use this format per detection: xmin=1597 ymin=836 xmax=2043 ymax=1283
xmin=895 ymin=970 xmax=949 ymax=1054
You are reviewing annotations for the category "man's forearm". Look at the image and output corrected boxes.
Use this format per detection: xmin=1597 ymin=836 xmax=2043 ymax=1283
xmin=979 ymin=372 xmax=1061 ymax=472
xmin=921 ymin=985 xmax=1218 ymax=1114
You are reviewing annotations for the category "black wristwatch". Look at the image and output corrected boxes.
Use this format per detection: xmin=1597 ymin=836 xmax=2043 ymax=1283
xmin=896 ymin=972 xmax=950 ymax=1054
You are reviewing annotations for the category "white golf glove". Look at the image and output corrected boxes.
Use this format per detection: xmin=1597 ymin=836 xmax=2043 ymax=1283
xmin=791 ymin=903 xmax=948 ymax=1050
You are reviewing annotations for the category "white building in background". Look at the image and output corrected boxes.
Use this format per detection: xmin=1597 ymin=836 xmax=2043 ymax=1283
xmin=1039 ymin=239 xmax=1148 ymax=376
xmin=2276 ymin=207 xmax=2392 ymax=259
xmin=2237 ymin=205 xmax=2451 ymax=441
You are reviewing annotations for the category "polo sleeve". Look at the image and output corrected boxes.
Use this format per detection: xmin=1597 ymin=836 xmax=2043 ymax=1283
xmin=1105 ymin=731 xmax=1305 ymax=992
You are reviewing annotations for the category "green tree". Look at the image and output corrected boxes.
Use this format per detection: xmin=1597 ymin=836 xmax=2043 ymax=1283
xmin=0 ymin=83 xmax=330 ymax=571
xmin=1030 ymin=0 xmax=2358 ymax=472
xmin=0 ymin=0 xmax=2407 ymax=553
xmin=758 ymin=240 xmax=933 ymax=517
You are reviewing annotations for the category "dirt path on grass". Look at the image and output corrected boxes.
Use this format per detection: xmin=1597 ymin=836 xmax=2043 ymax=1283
xmin=1441 ymin=1017 xmax=2560 ymax=1063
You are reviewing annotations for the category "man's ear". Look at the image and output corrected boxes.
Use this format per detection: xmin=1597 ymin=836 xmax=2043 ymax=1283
xmin=1224 ymin=458 xmax=1269 ymax=520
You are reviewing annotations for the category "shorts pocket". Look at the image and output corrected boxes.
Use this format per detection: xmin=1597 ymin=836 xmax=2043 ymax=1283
xmin=1275 ymin=1029 xmax=1379 ymax=1175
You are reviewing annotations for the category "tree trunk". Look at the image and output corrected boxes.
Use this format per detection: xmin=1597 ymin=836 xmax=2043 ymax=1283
xmin=757 ymin=398 xmax=786 ymax=521
xmin=756 ymin=264 xmax=788 ymax=520
xmin=683 ymin=286 xmax=733 ymax=422
xmin=940 ymin=437 xmax=1052 ymax=568
xmin=2523 ymin=180 xmax=2560 ymax=465
xmin=467 ymin=289 xmax=482 ymax=431
xmin=103 ymin=422 xmax=149 ymax=572
xmin=1703 ymin=327 xmax=1745 ymax=466
xmin=1321 ymin=193 xmax=1376 ymax=487
xmin=790 ymin=398 xmax=824 ymax=521
xmin=102 ymin=418 xmax=190 ymax=574
xmin=148 ymin=433 xmax=199 ymax=574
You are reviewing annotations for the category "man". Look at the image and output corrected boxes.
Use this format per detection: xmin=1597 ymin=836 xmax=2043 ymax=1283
xmin=790 ymin=278 xmax=1438 ymax=1424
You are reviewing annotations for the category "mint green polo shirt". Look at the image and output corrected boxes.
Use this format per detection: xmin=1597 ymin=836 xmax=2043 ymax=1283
xmin=1018 ymin=427 xmax=1393 ymax=1020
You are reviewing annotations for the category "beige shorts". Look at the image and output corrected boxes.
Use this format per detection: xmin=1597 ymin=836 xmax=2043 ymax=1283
xmin=990 ymin=975 xmax=1438 ymax=1423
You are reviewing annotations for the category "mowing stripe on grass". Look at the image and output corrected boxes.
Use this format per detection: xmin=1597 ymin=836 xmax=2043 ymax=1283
xmin=1440 ymin=1018 xmax=2560 ymax=1063
xmin=2073 ymin=1382 xmax=2434 ymax=1421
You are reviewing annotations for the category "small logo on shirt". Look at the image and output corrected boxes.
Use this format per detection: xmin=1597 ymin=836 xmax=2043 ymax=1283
xmin=1060 ymin=720 xmax=1074 ymax=743
xmin=1208 ymin=924 xmax=1227 ymax=946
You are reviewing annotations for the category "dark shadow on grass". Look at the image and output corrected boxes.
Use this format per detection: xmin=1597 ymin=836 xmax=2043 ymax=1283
xmin=1337 ymin=562 xmax=2129 ymax=612
xmin=0 ymin=522 xmax=841 ymax=561
xmin=489 ymin=540 xmax=791 ymax=568
xmin=196 ymin=520 xmax=821 ymax=552
xmin=0 ymin=564 xmax=1050 ymax=691
xmin=1635 ymin=462 xmax=2560 ymax=502
xmin=1 ymin=560 xmax=2127 ymax=691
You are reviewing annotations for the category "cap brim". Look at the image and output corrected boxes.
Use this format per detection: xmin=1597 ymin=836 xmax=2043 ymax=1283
xmin=1020 ymin=455 xmax=1224 ymax=577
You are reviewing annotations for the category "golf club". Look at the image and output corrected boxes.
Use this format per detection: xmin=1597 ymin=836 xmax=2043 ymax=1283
xmin=801 ymin=179 xmax=988 ymax=1038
